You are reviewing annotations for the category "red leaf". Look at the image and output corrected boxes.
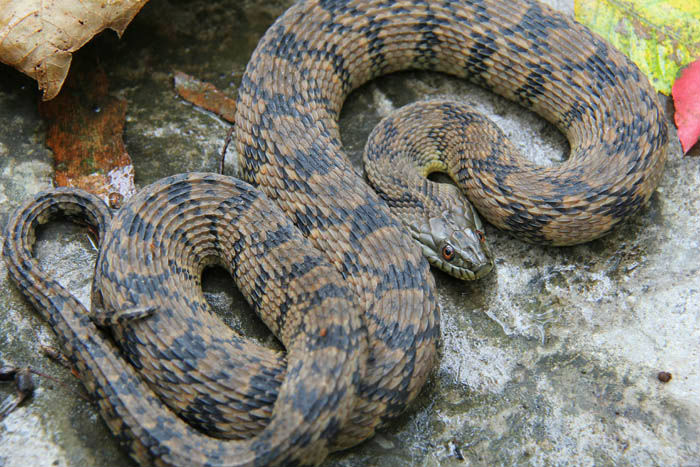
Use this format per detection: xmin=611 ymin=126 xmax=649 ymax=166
xmin=672 ymin=59 xmax=700 ymax=155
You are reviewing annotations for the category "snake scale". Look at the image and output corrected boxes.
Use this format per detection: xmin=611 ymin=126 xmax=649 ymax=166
xmin=3 ymin=0 xmax=668 ymax=465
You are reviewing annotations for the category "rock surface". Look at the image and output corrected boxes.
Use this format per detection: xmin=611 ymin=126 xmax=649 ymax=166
xmin=0 ymin=1 xmax=698 ymax=466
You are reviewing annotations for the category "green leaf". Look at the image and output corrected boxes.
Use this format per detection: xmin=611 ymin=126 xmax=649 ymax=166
xmin=575 ymin=0 xmax=700 ymax=95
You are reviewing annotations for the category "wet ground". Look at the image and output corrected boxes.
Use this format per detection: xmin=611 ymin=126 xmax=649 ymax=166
xmin=1 ymin=0 xmax=698 ymax=466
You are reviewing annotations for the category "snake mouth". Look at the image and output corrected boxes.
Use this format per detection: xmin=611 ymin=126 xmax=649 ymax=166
xmin=471 ymin=260 xmax=495 ymax=279
xmin=423 ymin=246 xmax=494 ymax=281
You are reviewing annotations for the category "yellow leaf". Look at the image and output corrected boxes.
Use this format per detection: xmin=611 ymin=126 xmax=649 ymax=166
xmin=0 ymin=0 xmax=149 ymax=100
xmin=575 ymin=0 xmax=700 ymax=94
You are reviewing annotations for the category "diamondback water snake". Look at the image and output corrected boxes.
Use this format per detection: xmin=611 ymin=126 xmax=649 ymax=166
xmin=3 ymin=0 xmax=667 ymax=466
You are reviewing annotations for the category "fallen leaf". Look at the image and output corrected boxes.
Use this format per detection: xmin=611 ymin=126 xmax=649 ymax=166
xmin=0 ymin=0 xmax=148 ymax=100
xmin=174 ymin=71 xmax=237 ymax=123
xmin=672 ymin=59 xmax=700 ymax=154
xmin=39 ymin=59 xmax=136 ymax=204
xmin=575 ymin=0 xmax=700 ymax=95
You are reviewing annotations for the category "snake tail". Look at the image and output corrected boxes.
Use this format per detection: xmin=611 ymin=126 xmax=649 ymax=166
xmin=3 ymin=175 xmax=370 ymax=466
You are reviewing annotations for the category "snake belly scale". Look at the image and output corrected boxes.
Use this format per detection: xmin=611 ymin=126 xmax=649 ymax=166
xmin=3 ymin=0 xmax=667 ymax=466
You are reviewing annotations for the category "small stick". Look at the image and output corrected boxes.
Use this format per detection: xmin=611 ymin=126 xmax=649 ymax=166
xmin=220 ymin=126 xmax=235 ymax=175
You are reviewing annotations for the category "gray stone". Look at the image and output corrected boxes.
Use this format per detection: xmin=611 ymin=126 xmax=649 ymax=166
xmin=0 ymin=1 xmax=697 ymax=466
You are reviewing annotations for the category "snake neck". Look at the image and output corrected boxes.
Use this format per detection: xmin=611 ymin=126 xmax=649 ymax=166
xmin=363 ymin=101 xmax=496 ymax=280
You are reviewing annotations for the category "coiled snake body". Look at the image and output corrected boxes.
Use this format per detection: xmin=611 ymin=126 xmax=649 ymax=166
xmin=3 ymin=0 xmax=667 ymax=466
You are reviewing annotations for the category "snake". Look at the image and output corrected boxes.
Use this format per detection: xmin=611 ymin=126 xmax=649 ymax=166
xmin=2 ymin=0 xmax=668 ymax=466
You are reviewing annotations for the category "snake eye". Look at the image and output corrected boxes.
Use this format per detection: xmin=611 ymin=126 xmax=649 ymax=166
xmin=476 ymin=230 xmax=485 ymax=243
xmin=441 ymin=244 xmax=455 ymax=261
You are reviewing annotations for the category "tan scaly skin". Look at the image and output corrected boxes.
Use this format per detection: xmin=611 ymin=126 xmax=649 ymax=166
xmin=3 ymin=0 xmax=667 ymax=465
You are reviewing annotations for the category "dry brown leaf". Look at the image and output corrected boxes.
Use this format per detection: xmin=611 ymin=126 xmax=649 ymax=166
xmin=0 ymin=0 xmax=148 ymax=100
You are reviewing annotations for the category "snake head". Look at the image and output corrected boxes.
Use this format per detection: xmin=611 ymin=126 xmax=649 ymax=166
xmin=415 ymin=203 xmax=494 ymax=280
